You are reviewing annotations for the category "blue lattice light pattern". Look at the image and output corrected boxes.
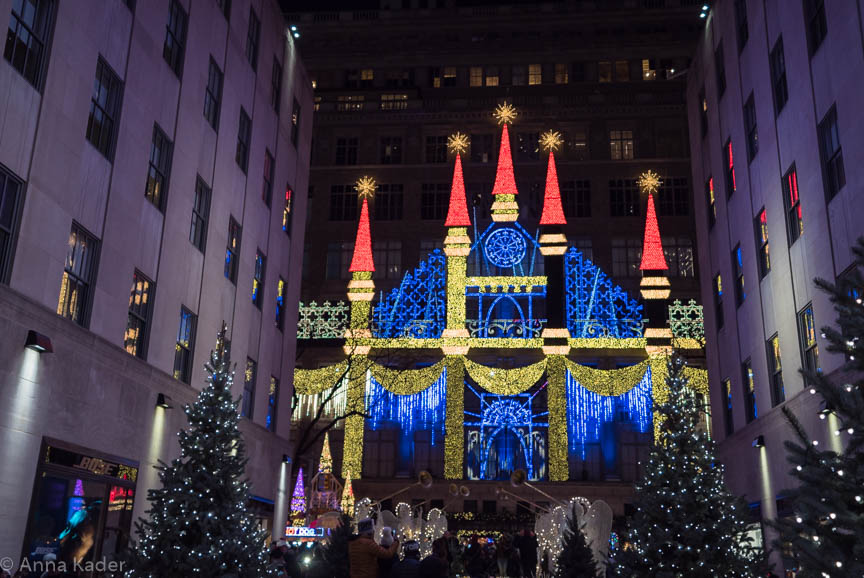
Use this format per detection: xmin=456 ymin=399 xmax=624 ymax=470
xmin=484 ymin=227 xmax=528 ymax=268
xmin=470 ymin=221 xmax=540 ymax=276
xmin=373 ymin=250 xmax=447 ymax=338
xmin=365 ymin=369 xmax=447 ymax=445
xmin=565 ymin=366 xmax=653 ymax=458
xmin=564 ymin=247 xmax=644 ymax=338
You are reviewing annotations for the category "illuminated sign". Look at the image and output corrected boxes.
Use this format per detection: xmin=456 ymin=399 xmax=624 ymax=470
xmin=285 ymin=526 xmax=324 ymax=538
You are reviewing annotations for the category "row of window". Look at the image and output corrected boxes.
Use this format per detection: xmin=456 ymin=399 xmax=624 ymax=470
xmin=242 ymin=358 xmax=280 ymax=432
xmin=327 ymin=177 xmax=689 ymax=222
xmin=321 ymin=236 xmax=695 ymax=281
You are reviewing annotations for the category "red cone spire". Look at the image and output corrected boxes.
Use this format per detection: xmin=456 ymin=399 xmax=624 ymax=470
xmin=349 ymin=198 xmax=375 ymax=272
xmin=539 ymin=151 xmax=567 ymax=225
xmin=445 ymin=153 xmax=471 ymax=227
xmin=639 ymin=193 xmax=668 ymax=270
xmin=491 ymin=124 xmax=518 ymax=196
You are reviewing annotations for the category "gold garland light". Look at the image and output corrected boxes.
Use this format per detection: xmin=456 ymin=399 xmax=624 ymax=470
xmin=294 ymin=361 xmax=349 ymax=395
xmin=564 ymin=358 xmax=651 ymax=396
xmin=368 ymin=358 xmax=446 ymax=395
xmin=463 ymin=358 xmax=547 ymax=395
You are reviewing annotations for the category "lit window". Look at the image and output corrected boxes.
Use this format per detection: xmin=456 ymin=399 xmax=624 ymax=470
xmin=723 ymin=140 xmax=736 ymax=197
xmin=722 ymin=378 xmax=734 ymax=435
xmin=754 ymin=209 xmax=770 ymax=278
xmin=767 ymin=335 xmax=784 ymax=405
xmin=266 ymin=376 xmax=279 ymax=431
xmin=742 ymin=360 xmax=757 ymax=423
xmin=252 ymin=250 xmax=266 ymax=309
xmin=598 ymin=61 xmax=612 ymax=83
xmin=469 ymin=66 xmax=483 ymax=87
xmin=282 ymin=186 xmax=293 ymax=234
xmin=145 ymin=124 xmax=173 ymax=211
xmin=485 ymin=66 xmax=499 ymax=86
xmin=818 ymin=106 xmax=845 ymax=200
xmin=609 ymin=130 xmax=634 ymax=160
xmin=554 ymin=63 xmax=568 ymax=84
xmin=614 ymin=60 xmax=629 ymax=81
xmin=225 ymin=217 xmax=241 ymax=283
xmin=782 ymin=165 xmax=802 ymax=244
xmin=360 ymin=68 xmax=374 ymax=81
xmin=642 ymin=59 xmax=656 ymax=80
xmin=713 ymin=273 xmax=724 ymax=330
xmin=57 ymin=223 xmax=99 ymax=326
xmin=290 ymin=98 xmax=301 ymax=145
xmin=699 ymin=87 xmax=708 ymax=136
xmin=336 ymin=95 xmax=364 ymax=112
xmin=706 ymin=177 xmax=716 ymax=228
xmin=380 ymin=94 xmax=408 ymax=111
xmin=798 ymin=304 xmax=819 ymax=375
xmin=528 ymin=63 xmax=542 ymax=85
xmin=732 ymin=245 xmax=745 ymax=306
xmin=662 ymin=237 xmax=694 ymax=278
xmin=125 ymin=270 xmax=153 ymax=358
xmin=275 ymin=277 xmax=285 ymax=330
xmin=173 ymin=306 xmax=197 ymax=383
xmin=242 ymin=358 xmax=256 ymax=418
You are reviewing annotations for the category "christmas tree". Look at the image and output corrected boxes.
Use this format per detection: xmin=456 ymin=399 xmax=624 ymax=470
xmin=126 ymin=327 xmax=274 ymax=577
xmin=341 ymin=474 xmax=355 ymax=517
xmin=773 ymin=238 xmax=864 ymax=576
xmin=320 ymin=513 xmax=352 ymax=578
xmin=290 ymin=467 xmax=307 ymax=526
xmin=319 ymin=431 xmax=333 ymax=473
xmin=614 ymin=355 xmax=765 ymax=577
xmin=554 ymin=503 xmax=598 ymax=578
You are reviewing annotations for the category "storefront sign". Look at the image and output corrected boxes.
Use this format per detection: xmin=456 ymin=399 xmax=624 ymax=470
xmin=44 ymin=445 xmax=138 ymax=482
xmin=284 ymin=526 xmax=324 ymax=538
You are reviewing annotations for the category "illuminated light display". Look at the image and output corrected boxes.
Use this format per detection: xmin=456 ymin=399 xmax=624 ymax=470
xmin=445 ymin=356 xmax=466 ymax=478
xmin=368 ymin=359 xmax=447 ymax=394
xmin=294 ymin=361 xmax=348 ymax=395
xmin=637 ymin=170 xmax=662 ymax=195
xmin=539 ymin=151 xmax=567 ymax=225
xmin=463 ymin=357 xmax=547 ymax=395
xmin=445 ymin=153 xmax=472 ymax=227
xmin=668 ymin=299 xmax=705 ymax=343
xmin=349 ymin=198 xmax=375 ymax=273
xmin=484 ymin=227 xmax=528 ymax=268
xmin=447 ymin=132 xmax=470 ymax=155
xmin=539 ymin=130 xmax=563 ymax=152
xmin=290 ymin=467 xmax=307 ymax=525
xmin=546 ymin=355 xmax=569 ymax=481
xmin=341 ymin=474 xmax=355 ymax=515
xmin=355 ymin=175 xmax=377 ymax=199
xmin=640 ymin=276 xmax=670 ymax=287
xmin=366 ymin=370 xmax=446 ymax=443
xmin=493 ymin=102 xmax=518 ymax=125
xmin=638 ymin=193 xmax=669 ymax=271
xmin=373 ymin=250 xmax=446 ymax=338
xmin=319 ymin=432 xmax=334 ymax=474
xmin=491 ymin=124 xmax=519 ymax=196
xmin=644 ymin=328 xmax=673 ymax=338
xmin=564 ymin=358 xmax=651 ymax=396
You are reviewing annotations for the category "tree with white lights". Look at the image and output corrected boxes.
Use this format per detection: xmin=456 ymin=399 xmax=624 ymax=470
xmin=773 ymin=238 xmax=864 ymax=576
xmin=614 ymin=355 xmax=766 ymax=576
xmin=555 ymin=503 xmax=598 ymax=577
xmin=126 ymin=327 xmax=274 ymax=577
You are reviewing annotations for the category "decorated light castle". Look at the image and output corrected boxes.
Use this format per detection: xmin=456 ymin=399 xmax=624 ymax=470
xmin=294 ymin=104 xmax=707 ymax=523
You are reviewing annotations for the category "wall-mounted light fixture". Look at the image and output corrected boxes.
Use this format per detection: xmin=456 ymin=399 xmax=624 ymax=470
xmin=752 ymin=435 xmax=765 ymax=448
xmin=25 ymin=330 xmax=53 ymax=353
xmin=282 ymin=455 xmax=292 ymax=464
xmin=156 ymin=393 xmax=172 ymax=409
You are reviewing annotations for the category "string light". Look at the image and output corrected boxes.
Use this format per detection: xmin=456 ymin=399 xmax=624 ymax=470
xmin=493 ymin=102 xmax=517 ymax=125
xmin=447 ymin=132 xmax=470 ymax=155
xmin=539 ymin=150 xmax=567 ymax=226
xmin=639 ymin=192 xmax=669 ymax=270
xmin=444 ymin=153 xmax=472 ymax=227
xmin=491 ymin=124 xmax=519 ymax=196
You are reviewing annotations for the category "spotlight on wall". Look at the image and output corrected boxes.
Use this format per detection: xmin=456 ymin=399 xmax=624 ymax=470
xmin=156 ymin=393 xmax=172 ymax=409
xmin=282 ymin=454 xmax=292 ymax=464
xmin=293 ymin=32 xmax=300 ymax=39
xmin=25 ymin=330 xmax=53 ymax=353
xmin=819 ymin=400 xmax=834 ymax=419
xmin=752 ymin=435 xmax=765 ymax=448
xmin=290 ymin=25 xmax=297 ymax=31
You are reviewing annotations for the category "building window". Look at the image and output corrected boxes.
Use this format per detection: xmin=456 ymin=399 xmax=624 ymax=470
xmin=420 ymin=239 xmax=445 ymax=254
xmin=145 ymin=124 xmax=173 ymax=210
xmin=609 ymin=130 xmax=634 ymax=160
xmin=742 ymin=360 xmax=757 ymax=422
xmin=469 ymin=66 xmax=482 ymax=87
xmin=271 ymin=57 xmax=282 ymax=112
xmin=734 ymin=0 xmax=748 ymax=51
xmin=173 ymin=306 xmax=196 ymax=383
xmin=705 ymin=177 xmax=716 ymax=228
xmin=329 ymin=185 xmax=358 ymax=221
xmin=571 ymin=239 xmax=593 ymax=261
xmin=291 ymin=98 xmax=301 ymax=146
xmin=511 ymin=65 xmax=526 ymax=86
xmin=769 ymin=37 xmax=788 ymax=114
xmin=516 ymin=132 xmax=540 ymax=161
xmin=713 ymin=273 xmax=724 ymax=330
xmin=86 ymin=58 xmax=123 ymax=160
xmin=609 ymin=179 xmax=639 ymax=217
xmin=0 ymin=168 xmax=23 ymax=283
xmin=125 ymin=270 xmax=153 ymax=358
xmin=798 ymin=303 xmax=819 ymax=375
xmin=663 ymin=237 xmax=694 ymax=278
xmin=421 ymin=183 xmax=449 ymax=220
xmin=252 ymin=250 xmax=265 ymax=309
xmin=262 ymin=150 xmax=273 ymax=206
xmin=805 ymin=0 xmax=827 ymax=55
xmin=282 ymin=185 xmax=293 ymax=235
xmin=566 ymin=130 xmax=588 ymax=160
xmin=162 ymin=0 xmax=187 ymax=76
xmin=722 ymin=378 xmax=734 ymax=436
xmin=335 ymin=137 xmax=358 ymax=165
xmin=313 ymin=95 xmax=321 ymax=111
xmin=204 ymin=57 xmax=223 ymax=130
xmin=432 ymin=66 xmax=456 ymax=87
xmin=743 ymin=94 xmax=758 ymax=161
xmin=732 ymin=244 xmax=746 ymax=306
xmin=699 ymin=87 xmax=708 ymax=136
xmin=380 ymin=94 xmax=408 ymax=110
xmin=767 ymin=334 xmax=785 ymax=405
xmin=598 ymin=61 xmax=612 ymax=83
xmin=246 ymin=7 xmax=259 ymax=70
xmin=554 ymin=63 xmax=568 ymax=84
xmin=325 ymin=241 xmax=354 ymax=280
xmin=657 ymin=177 xmax=689 ymax=216
xmin=336 ymin=95 xmax=365 ymax=112
xmin=266 ymin=376 xmax=279 ymax=431
xmin=224 ymin=217 xmax=241 ymax=283
xmin=190 ymin=176 xmax=210 ymax=252
xmin=466 ymin=182 xmax=492 ymax=220
xmin=236 ymin=108 xmax=251 ymax=173
xmin=818 ymin=106 xmax=845 ymax=200
xmin=714 ymin=42 xmax=726 ymax=97
xmin=485 ymin=66 xmax=499 ymax=86
xmin=374 ymin=184 xmax=403 ymax=221
xmin=242 ymin=358 xmax=256 ymax=418
xmin=782 ymin=165 xmax=803 ymax=245
xmin=723 ymin=140 xmax=736 ymax=198
xmin=642 ymin=59 xmax=656 ymax=81
xmin=754 ymin=208 xmax=770 ymax=278
xmin=611 ymin=239 xmax=641 ymax=278
xmin=470 ymin=134 xmax=494 ymax=163
xmin=384 ymin=68 xmax=412 ymax=88
xmin=217 ymin=0 xmax=230 ymax=19
xmin=425 ymin=136 xmax=448 ymax=164
xmin=57 ymin=223 xmax=99 ymax=326
xmin=614 ymin=60 xmax=629 ymax=81
xmin=359 ymin=68 xmax=374 ymax=86
xmin=561 ymin=180 xmax=591 ymax=218
xmin=380 ymin=137 xmax=402 ymax=164
xmin=275 ymin=277 xmax=285 ymax=330
xmin=528 ymin=63 xmax=542 ymax=85
xmin=4 ymin=0 xmax=54 ymax=89
xmin=373 ymin=240 xmax=402 ymax=280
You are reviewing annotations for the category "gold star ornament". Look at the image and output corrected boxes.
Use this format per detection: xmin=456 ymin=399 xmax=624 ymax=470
xmin=540 ymin=130 xmax=563 ymax=152
xmin=448 ymin=132 xmax=470 ymax=155
xmin=638 ymin=170 xmax=662 ymax=195
xmin=493 ymin=102 xmax=517 ymax=125
xmin=355 ymin=176 xmax=377 ymax=199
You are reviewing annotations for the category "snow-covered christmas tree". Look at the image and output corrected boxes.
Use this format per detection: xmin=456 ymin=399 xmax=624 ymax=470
xmin=614 ymin=355 xmax=766 ymax=576
xmin=290 ymin=467 xmax=307 ymax=526
xmin=773 ymin=238 xmax=864 ymax=576
xmin=126 ymin=325 xmax=274 ymax=577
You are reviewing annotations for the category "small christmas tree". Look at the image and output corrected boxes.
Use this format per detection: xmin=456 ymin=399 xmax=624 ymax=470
xmin=319 ymin=432 xmax=334 ymax=474
xmin=555 ymin=503 xmax=598 ymax=578
xmin=614 ymin=355 xmax=765 ymax=577
xmin=290 ymin=467 xmax=307 ymax=526
xmin=320 ymin=513 xmax=352 ymax=578
xmin=773 ymin=238 xmax=864 ymax=576
xmin=127 ymin=326 xmax=274 ymax=577
xmin=341 ymin=474 xmax=355 ymax=517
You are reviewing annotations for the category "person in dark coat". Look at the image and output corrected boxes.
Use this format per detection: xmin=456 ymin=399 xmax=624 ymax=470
xmin=418 ymin=537 xmax=449 ymax=578
xmin=518 ymin=529 xmax=538 ymax=577
xmin=389 ymin=540 xmax=421 ymax=578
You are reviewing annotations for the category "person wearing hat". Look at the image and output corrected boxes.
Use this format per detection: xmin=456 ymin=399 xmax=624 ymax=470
xmin=389 ymin=540 xmax=421 ymax=578
xmin=349 ymin=518 xmax=399 ymax=578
